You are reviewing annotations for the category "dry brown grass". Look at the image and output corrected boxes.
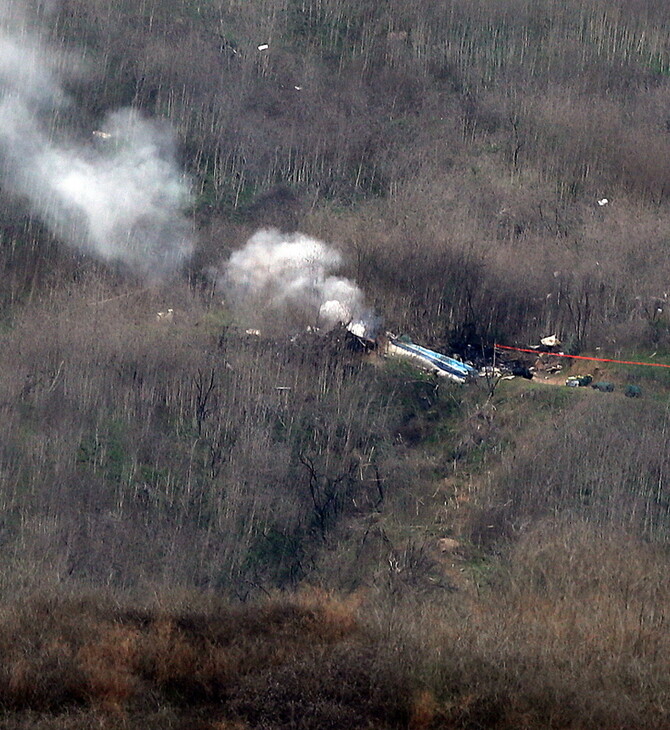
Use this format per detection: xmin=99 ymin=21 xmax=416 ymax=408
xmin=0 ymin=589 xmax=410 ymax=729
xmin=0 ymin=525 xmax=669 ymax=729
xmin=76 ymin=623 xmax=141 ymax=712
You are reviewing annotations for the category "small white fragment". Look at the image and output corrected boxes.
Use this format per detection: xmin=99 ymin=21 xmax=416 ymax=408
xmin=156 ymin=308 xmax=174 ymax=322
xmin=294 ymin=85 xmax=302 ymax=91
xmin=597 ymin=198 xmax=609 ymax=206
xmin=92 ymin=130 xmax=112 ymax=139
xmin=257 ymin=44 xmax=269 ymax=51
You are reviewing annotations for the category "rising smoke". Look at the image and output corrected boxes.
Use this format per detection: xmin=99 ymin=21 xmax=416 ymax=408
xmin=222 ymin=229 xmax=373 ymax=335
xmin=0 ymin=2 xmax=193 ymax=278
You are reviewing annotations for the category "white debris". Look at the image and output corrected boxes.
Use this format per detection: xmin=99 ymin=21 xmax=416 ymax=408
xmin=479 ymin=366 xmax=502 ymax=378
xmin=347 ymin=322 xmax=367 ymax=338
xmin=156 ymin=308 xmax=174 ymax=322
xmin=257 ymin=44 xmax=269 ymax=51
xmin=245 ymin=328 xmax=261 ymax=336
xmin=294 ymin=85 xmax=302 ymax=91
xmin=92 ymin=130 xmax=112 ymax=139
xmin=597 ymin=198 xmax=609 ymax=206
xmin=540 ymin=334 xmax=561 ymax=347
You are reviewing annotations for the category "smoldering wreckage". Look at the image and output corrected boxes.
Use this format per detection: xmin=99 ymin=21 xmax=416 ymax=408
xmin=235 ymin=327 xmax=555 ymax=386
xmin=0 ymin=8 xmax=638 ymax=398
xmin=164 ymin=229 xmax=623 ymax=389
xmin=0 ymin=8 xmax=612 ymax=393
xmin=202 ymin=228 xmax=545 ymax=386
xmin=161 ymin=297 xmax=644 ymax=397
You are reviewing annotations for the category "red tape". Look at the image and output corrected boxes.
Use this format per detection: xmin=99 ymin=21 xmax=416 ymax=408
xmin=495 ymin=344 xmax=670 ymax=369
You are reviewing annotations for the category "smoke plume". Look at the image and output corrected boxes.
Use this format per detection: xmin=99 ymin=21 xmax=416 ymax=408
xmin=222 ymin=229 xmax=372 ymax=335
xmin=0 ymin=3 xmax=193 ymax=278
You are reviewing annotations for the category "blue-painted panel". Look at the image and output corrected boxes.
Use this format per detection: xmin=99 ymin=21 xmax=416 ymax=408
xmin=391 ymin=339 xmax=475 ymax=379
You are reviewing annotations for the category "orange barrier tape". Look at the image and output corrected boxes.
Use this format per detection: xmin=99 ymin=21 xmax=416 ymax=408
xmin=495 ymin=344 xmax=670 ymax=369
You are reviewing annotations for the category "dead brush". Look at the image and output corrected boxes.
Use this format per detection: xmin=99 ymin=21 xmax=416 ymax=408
xmin=133 ymin=592 xmax=364 ymax=707
xmin=76 ymin=622 xmax=141 ymax=711
xmin=294 ymin=587 xmax=363 ymax=642
xmin=0 ymin=591 xmax=411 ymax=727
xmin=138 ymin=617 xmax=226 ymax=704
xmin=144 ymin=619 xmax=201 ymax=686
xmin=409 ymin=689 xmax=438 ymax=730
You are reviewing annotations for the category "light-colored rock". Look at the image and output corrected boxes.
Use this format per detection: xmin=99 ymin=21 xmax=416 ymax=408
xmin=438 ymin=537 xmax=460 ymax=553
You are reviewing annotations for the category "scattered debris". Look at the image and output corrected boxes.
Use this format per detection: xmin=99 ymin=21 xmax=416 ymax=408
xmin=92 ymin=130 xmax=112 ymax=140
xmin=347 ymin=322 xmax=367 ymax=338
xmin=478 ymin=366 xmax=502 ymax=379
xmin=245 ymin=328 xmax=261 ymax=336
xmin=527 ymin=335 xmax=563 ymax=358
xmin=566 ymin=374 xmax=592 ymax=387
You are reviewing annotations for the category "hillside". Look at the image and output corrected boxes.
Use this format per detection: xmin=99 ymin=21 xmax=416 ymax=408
xmin=1 ymin=1 xmax=670 ymax=728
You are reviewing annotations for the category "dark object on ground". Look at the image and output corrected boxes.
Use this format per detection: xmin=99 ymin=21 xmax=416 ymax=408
xmin=509 ymin=363 xmax=533 ymax=379
xmin=592 ymin=381 xmax=614 ymax=392
xmin=496 ymin=354 xmax=536 ymax=378
xmin=448 ymin=323 xmax=494 ymax=365
xmin=625 ymin=384 xmax=642 ymax=398
xmin=566 ymin=375 xmax=592 ymax=387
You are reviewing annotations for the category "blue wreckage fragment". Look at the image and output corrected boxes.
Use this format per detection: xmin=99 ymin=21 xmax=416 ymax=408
xmin=387 ymin=337 xmax=476 ymax=383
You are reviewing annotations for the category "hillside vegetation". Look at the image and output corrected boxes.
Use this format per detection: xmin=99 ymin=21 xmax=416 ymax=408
xmin=2 ymin=1 xmax=670 ymax=728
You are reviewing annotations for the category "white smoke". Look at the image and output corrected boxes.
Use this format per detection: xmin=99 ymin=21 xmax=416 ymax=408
xmin=222 ymin=229 xmax=371 ymax=334
xmin=0 ymin=3 xmax=193 ymax=278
